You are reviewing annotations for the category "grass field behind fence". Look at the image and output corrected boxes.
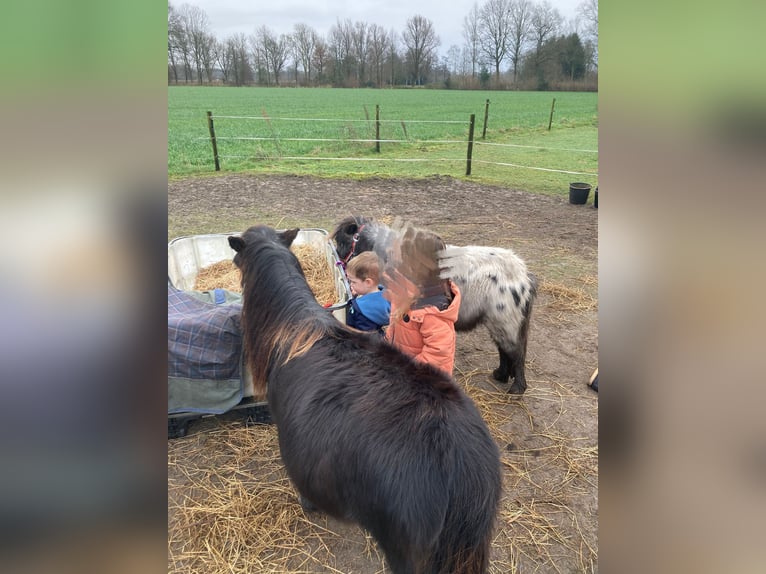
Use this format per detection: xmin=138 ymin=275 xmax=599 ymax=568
xmin=168 ymin=86 xmax=598 ymax=197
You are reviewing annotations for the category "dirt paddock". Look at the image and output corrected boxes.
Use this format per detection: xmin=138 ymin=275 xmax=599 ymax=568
xmin=168 ymin=174 xmax=598 ymax=573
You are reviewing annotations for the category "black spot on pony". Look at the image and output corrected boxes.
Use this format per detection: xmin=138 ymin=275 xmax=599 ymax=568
xmin=332 ymin=215 xmax=537 ymax=395
xmin=229 ymin=225 xmax=502 ymax=574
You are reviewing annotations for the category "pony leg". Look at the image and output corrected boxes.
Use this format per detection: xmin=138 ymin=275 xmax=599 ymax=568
xmin=494 ymin=345 xmax=527 ymax=394
xmin=298 ymin=494 xmax=318 ymax=512
xmin=507 ymin=308 xmax=533 ymax=395
xmin=507 ymin=346 xmax=527 ymax=395
xmin=376 ymin=540 xmax=419 ymax=574
xmin=492 ymin=348 xmax=511 ymax=383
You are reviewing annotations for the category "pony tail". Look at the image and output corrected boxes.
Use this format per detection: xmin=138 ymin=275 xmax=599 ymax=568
xmin=426 ymin=542 xmax=490 ymax=574
xmin=425 ymin=423 xmax=501 ymax=574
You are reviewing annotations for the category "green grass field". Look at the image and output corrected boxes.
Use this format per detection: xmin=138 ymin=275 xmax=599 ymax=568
xmin=169 ymin=86 xmax=598 ymax=197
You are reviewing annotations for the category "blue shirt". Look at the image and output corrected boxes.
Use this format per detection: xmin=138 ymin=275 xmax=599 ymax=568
xmin=346 ymin=287 xmax=390 ymax=334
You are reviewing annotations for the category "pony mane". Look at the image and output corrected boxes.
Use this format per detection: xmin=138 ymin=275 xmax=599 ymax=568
xmin=232 ymin=226 xmax=338 ymax=395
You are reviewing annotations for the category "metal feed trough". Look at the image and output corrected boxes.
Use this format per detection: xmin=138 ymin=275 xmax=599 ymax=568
xmin=167 ymin=229 xmax=352 ymax=437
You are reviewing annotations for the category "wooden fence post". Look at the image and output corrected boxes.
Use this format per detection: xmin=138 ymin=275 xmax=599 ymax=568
xmin=466 ymin=113 xmax=476 ymax=176
xmin=375 ymin=105 xmax=381 ymax=153
xmin=482 ymin=99 xmax=490 ymax=139
xmin=207 ymin=111 xmax=220 ymax=171
xmin=548 ymin=98 xmax=556 ymax=131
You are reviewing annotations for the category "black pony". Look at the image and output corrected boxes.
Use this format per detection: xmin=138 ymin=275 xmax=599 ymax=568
xmin=331 ymin=215 xmax=537 ymax=394
xmin=228 ymin=225 xmax=501 ymax=574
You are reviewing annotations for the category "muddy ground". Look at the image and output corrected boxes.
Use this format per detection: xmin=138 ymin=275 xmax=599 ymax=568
xmin=168 ymin=174 xmax=598 ymax=573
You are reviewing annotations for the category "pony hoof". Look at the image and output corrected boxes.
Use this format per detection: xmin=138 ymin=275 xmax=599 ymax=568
xmin=492 ymin=369 xmax=510 ymax=383
xmin=508 ymin=383 xmax=526 ymax=395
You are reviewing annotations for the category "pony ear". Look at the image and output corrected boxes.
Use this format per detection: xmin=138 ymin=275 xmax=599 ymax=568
xmin=279 ymin=228 xmax=300 ymax=247
xmin=228 ymin=235 xmax=246 ymax=252
xmin=343 ymin=223 xmax=358 ymax=236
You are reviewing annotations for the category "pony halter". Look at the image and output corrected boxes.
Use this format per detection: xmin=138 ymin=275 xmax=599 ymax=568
xmin=341 ymin=224 xmax=365 ymax=267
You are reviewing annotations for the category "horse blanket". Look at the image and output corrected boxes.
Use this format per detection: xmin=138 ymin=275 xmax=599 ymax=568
xmin=168 ymin=284 xmax=245 ymax=414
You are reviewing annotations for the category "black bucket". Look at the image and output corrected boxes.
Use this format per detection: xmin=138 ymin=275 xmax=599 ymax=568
xmin=569 ymin=182 xmax=592 ymax=205
xmin=594 ymin=186 xmax=598 ymax=209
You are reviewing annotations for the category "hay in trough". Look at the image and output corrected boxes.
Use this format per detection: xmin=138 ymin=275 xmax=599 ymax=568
xmin=194 ymin=260 xmax=242 ymax=292
xmin=192 ymin=243 xmax=338 ymax=306
xmin=290 ymin=243 xmax=337 ymax=306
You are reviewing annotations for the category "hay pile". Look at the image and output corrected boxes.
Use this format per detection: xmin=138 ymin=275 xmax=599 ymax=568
xmin=193 ymin=243 xmax=338 ymax=306
xmin=540 ymin=276 xmax=598 ymax=315
xmin=168 ymin=423 xmax=384 ymax=573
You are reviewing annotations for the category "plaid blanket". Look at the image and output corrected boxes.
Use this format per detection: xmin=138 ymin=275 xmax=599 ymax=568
xmin=168 ymin=285 xmax=244 ymax=414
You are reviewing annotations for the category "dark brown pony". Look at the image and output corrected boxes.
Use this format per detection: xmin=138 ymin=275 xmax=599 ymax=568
xmin=228 ymin=225 xmax=501 ymax=574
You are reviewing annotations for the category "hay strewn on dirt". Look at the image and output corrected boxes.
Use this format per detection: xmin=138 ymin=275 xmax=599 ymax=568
xmin=540 ymin=278 xmax=598 ymax=314
xmin=168 ymin=369 xmax=597 ymax=574
xmin=168 ymin=424 xmax=385 ymax=574
xmin=193 ymin=243 xmax=338 ymax=306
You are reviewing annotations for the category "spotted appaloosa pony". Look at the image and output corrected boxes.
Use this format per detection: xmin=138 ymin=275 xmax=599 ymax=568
xmin=228 ymin=225 xmax=501 ymax=574
xmin=331 ymin=215 xmax=537 ymax=394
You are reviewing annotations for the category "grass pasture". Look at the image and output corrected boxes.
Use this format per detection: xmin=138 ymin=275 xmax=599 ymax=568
xmin=168 ymin=87 xmax=598 ymax=197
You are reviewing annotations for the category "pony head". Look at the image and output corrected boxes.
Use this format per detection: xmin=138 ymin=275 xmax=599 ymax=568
xmin=227 ymin=225 xmax=326 ymax=397
xmin=330 ymin=215 xmax=376 ymax=263
xmin=229 ymin=226 xmax=300 ymax=274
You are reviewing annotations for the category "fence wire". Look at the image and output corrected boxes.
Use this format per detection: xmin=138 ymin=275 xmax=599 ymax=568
xmin=204 ymin=112 xmax=598 ymax=178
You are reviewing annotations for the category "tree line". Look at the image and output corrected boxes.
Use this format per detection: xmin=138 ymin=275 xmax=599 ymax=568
xmin=168 ymin=0 xmax=597 ymax=90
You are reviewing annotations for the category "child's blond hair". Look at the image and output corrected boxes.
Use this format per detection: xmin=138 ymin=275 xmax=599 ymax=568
xmin=346 ymin=251 xmax=382 ymax=283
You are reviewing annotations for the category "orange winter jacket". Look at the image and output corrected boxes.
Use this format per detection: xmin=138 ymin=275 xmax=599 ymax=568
xmin=386 ymin=281 xmax=461 ymax=376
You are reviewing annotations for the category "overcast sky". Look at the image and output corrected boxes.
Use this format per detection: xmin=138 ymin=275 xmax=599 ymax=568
xmin=182 ymin=0 xmax=587 ymax=58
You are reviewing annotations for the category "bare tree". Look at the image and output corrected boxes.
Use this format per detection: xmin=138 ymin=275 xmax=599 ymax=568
xmin=249 ymin=35 xmax=268 ymax=84
xmin=578 ymin=0 xmax=598 ymax=39
xmin=577 ymin=0 xmax=598 ymax=70
xmin=528 ymin=0 xmax=562 ymax=84
xmin=312 ymin=36 xmax=329 ymax=85
xmin=201 ymin=32 xmax=217 ymax=83
xmin=462 ymin=3 xmax=482 ymax=78
xmin=479 ymin=0 xmax=512 ymax=83
xmin=388 ymin=29 xmax=400 ymax=86
xmin=178 ymin=3 xmax=214 ymax=83
xmin=530 ymin=1 xmax=562 ymax=51
xmin=350 ymin=21 xmax=369 ymax=86
xmin=214 ymin=39 xmax=231 ymax=84
xmin=461 ymin=46 xmax=473 ymax=77
xmin=402 ymin=15 xmax=440 ymax=85
xmin=170 ymin=3 xmax=193 ymax=82
xmin=293 ymin=23 xmax=317 ymax=85
xmin=507 ymin=0 xmax=533 ymax=84
xmin=328 ymin=19 xmax=354 ymax=85
xmin=228 ymin=33 xmax=252 ymax=86
xmin=367 ymin=24 xmax=390 ymax=87
xmin=446 ymin=44 xmax=462 ymax=76
xmin=168 ymin=3 xmax=183 ymax=83
xmin=256 ymin=26 xmax=290 ymax=86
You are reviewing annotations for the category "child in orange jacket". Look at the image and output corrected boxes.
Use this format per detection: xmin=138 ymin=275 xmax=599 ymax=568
xmin=384 ymin=227 xmax=461 ymax=376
